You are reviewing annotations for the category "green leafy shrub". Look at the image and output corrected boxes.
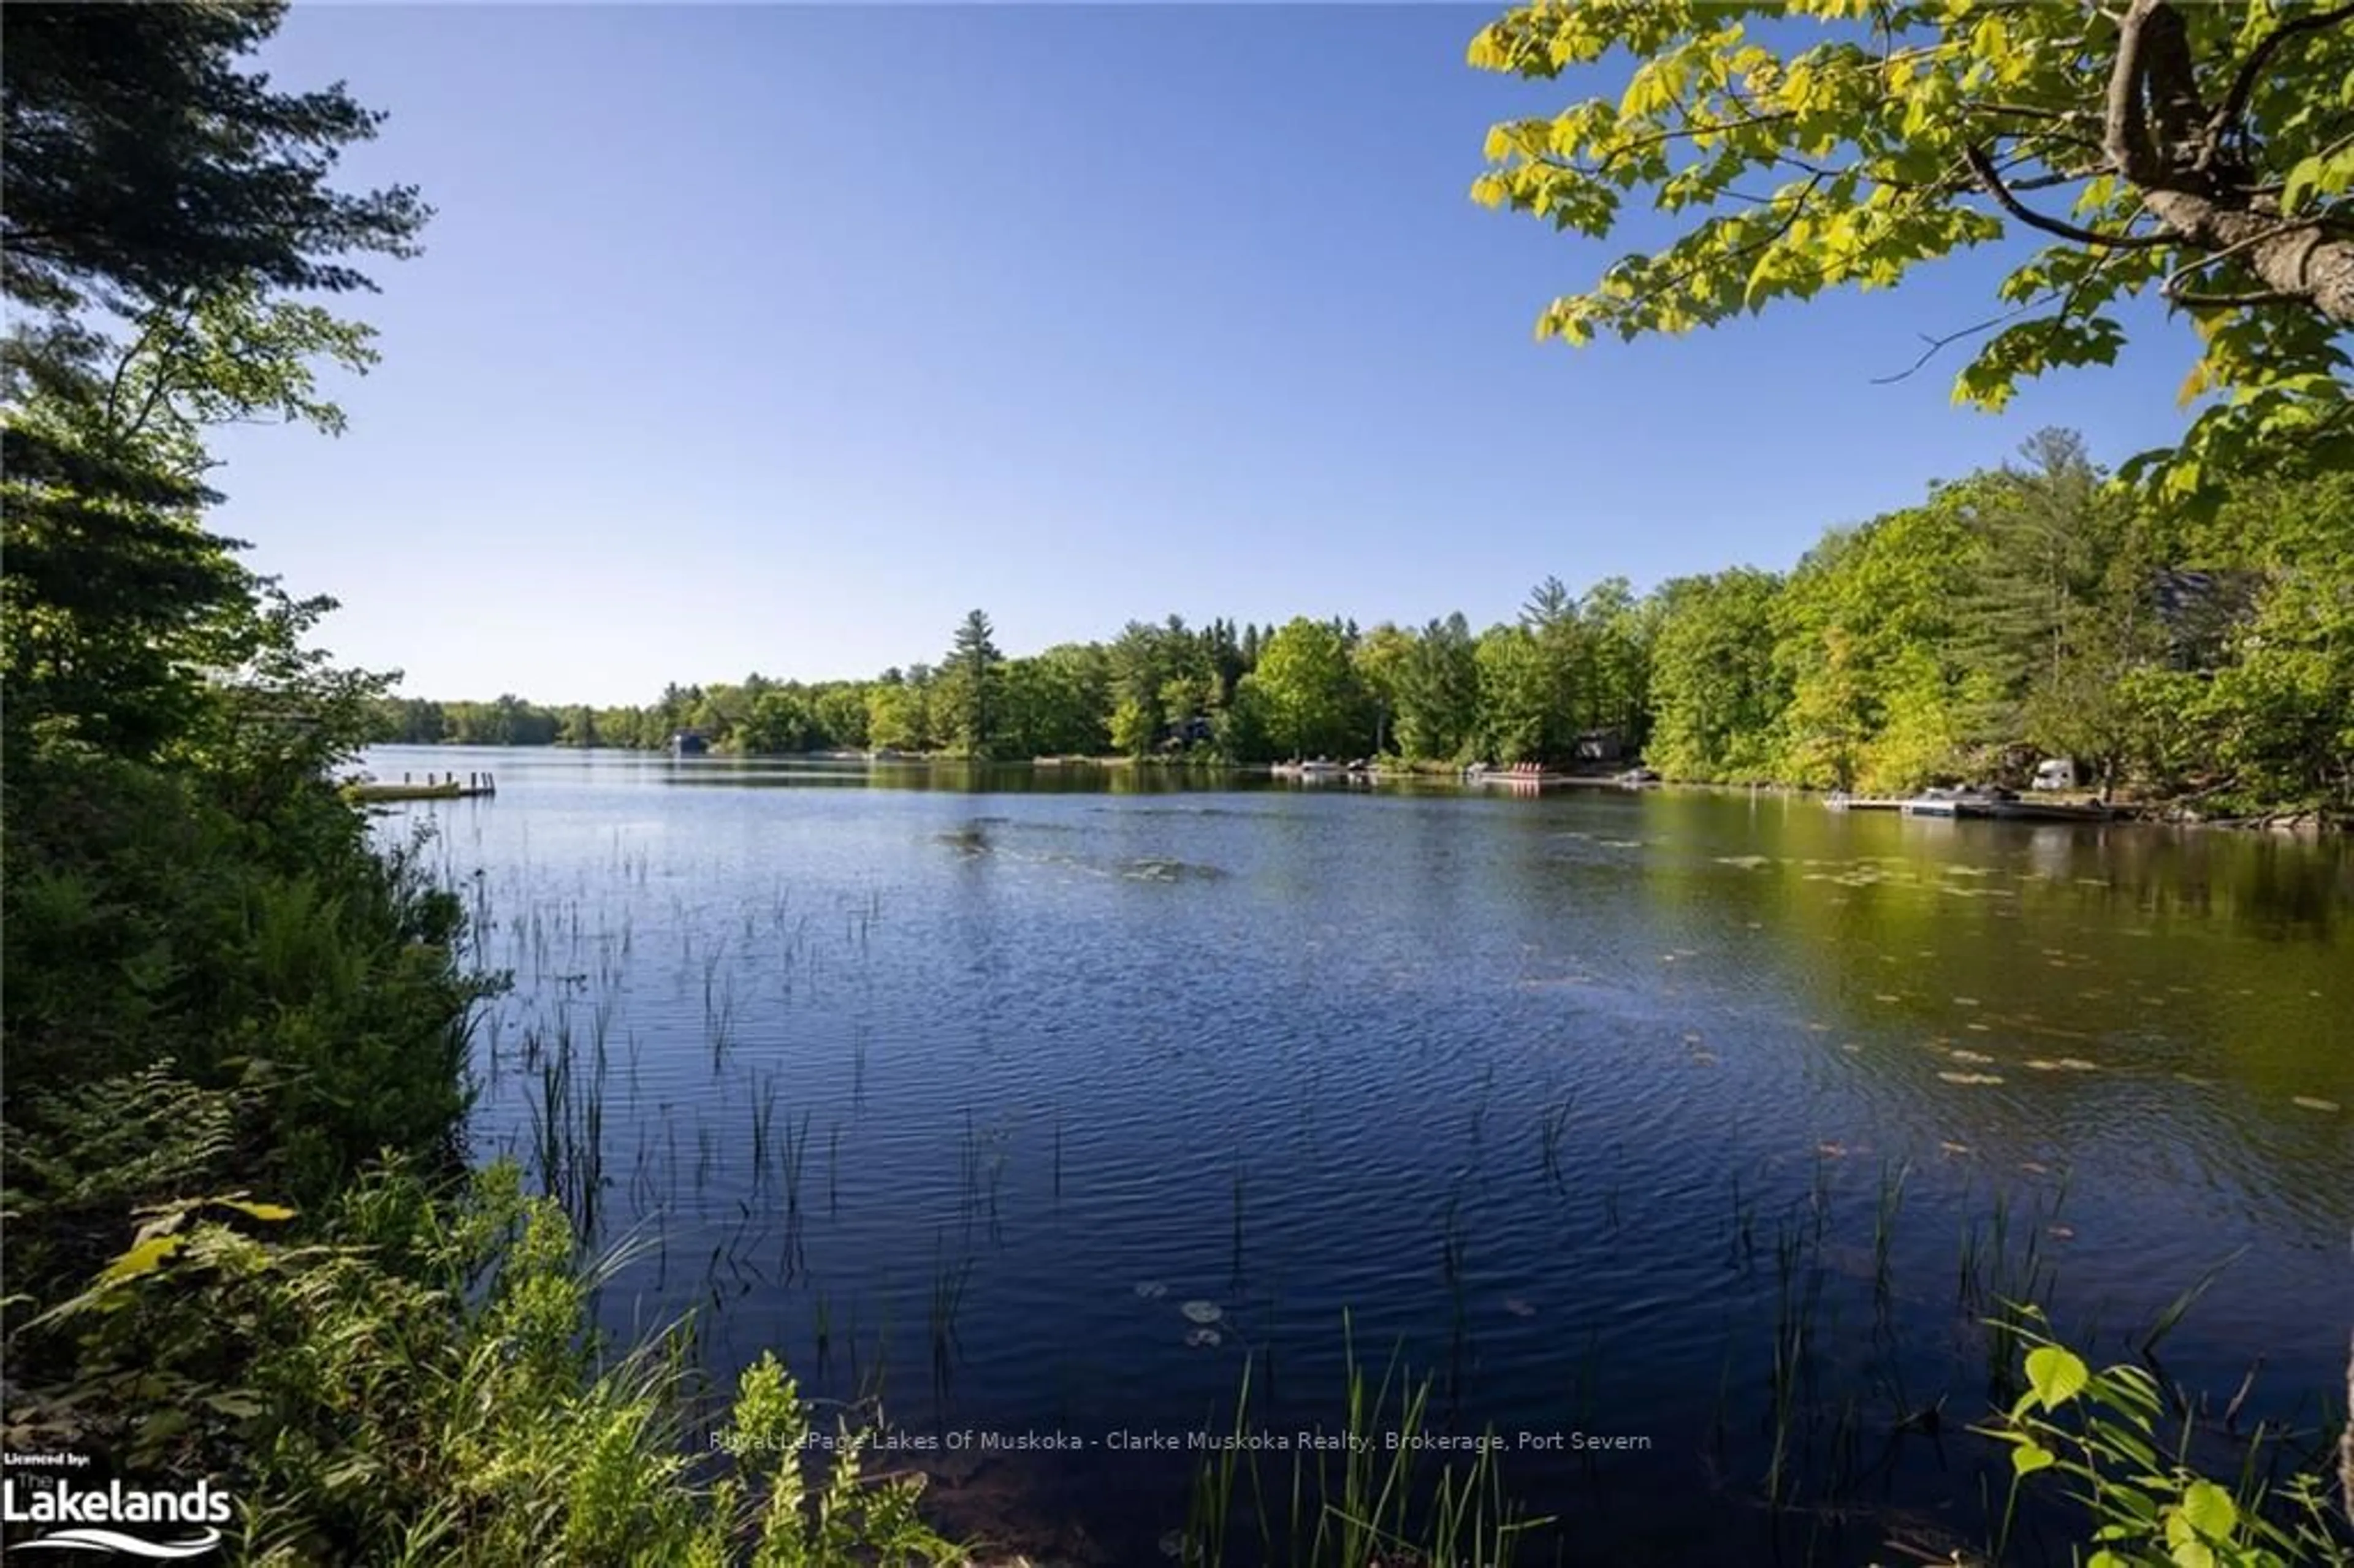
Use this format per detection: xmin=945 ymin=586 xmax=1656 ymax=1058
xmin=6 ymin=1159 xmax=962 ymax=1567
xmin=1979 ymin=1307 xmax=2349 ymax=1567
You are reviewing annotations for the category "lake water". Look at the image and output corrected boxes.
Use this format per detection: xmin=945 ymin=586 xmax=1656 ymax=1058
xmin=367 ymin=745 xmax=2353 ymax=1566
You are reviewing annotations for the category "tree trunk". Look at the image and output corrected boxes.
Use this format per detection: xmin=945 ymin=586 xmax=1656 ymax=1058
xmin=2343 ymin=1322 xmax=2354 ymax=1528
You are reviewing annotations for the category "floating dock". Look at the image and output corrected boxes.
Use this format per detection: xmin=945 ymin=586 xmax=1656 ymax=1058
xmin=344 ymin=770 xmax=497 ymax=803
xmin=1463 ymin=766 xmax=1640 ymax=790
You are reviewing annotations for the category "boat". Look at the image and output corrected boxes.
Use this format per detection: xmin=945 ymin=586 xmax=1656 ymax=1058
xmin=1901 ymin=788 xmax=2006 ymax=818
xmin=1272 ymin=758 xmax=1349 ymax=779
xmin=1983 ymin=799 xmax=2125 ymax=824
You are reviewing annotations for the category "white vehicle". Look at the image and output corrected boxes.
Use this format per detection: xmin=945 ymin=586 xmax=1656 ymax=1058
xmin=2031 ymin=757 xmax=2081 ymax=791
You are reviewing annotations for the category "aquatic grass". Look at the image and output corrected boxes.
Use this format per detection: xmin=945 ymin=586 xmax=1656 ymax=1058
xmin=957 ymin=1106 xmax=980 ymax=1209
xmin=779 ymin=1203 xmax=807 ymax=1285
xmin=2139 ymin=1243 xmax=2252 ymax=1362
xmin=780 ymin=1108 xmax=813 ymax=1216
xmin=1538 ymin=1094 xmax=1575 ymax=1189
xmin=522 ymin=1021 xmax=604 ymax=1242
xmin=1439 ymin=1190 xmax=1468 ymax=1287
xmin=748 ymin=1074 xmax=779 ymax=1188
xmin=527 ymin=1046 xmax=566 ymax=1208
xmin=828 ymin=1119 xmax=842 ymax=1216
xmin=706 ymin=980 xmax=736 ymax=1067
xmin=1468 ymin=1059 xmax=1496 ymax=1148
xmin=1731 ymin=1171 xmax=1760 ymax=1266
xmin=577 ymin=1075 xmax=604 ymax=1242
xmin=1187 ymin=1356 xmax=1256 ymax=1568
xmin=928 ymin=1241 xmax=973 ymax=1391
xmin=1184 ymin=1319 xmax=1548 ymax=1568
xmin=1959 ymin=1216 xmax=1983 ymax=1307
xmin=1766 ymin=1214 xmax=1814 ymax=1507
xmin=1873 ymin=1157 xmax=1912 ymax=1311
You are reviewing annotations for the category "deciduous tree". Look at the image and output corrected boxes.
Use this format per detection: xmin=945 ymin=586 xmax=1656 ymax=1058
xmin=1469 ymin=0 xmax=2354 ymax=508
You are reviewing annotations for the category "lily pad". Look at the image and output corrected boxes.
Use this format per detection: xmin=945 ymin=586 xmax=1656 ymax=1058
xmin=1938 ymin=1071 xmax=2003 ymax=1086
xmin=2291 ymin=1096 xmax=2341 ymax=1113
xmin=1134 ymin=1281 xmax=1168 ymax=1300
xmin=1180 ymin=1300 xmax=1224 ymax=1325
xmin=1502 ymin=1296 xmax=1537 ymax=1319
xmin=1184 ymin=1327 xmax=1224 ymax=1349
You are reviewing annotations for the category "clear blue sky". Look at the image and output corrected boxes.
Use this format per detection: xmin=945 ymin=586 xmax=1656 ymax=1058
xmin=213 ymin=3 xmax=2196 ymax=707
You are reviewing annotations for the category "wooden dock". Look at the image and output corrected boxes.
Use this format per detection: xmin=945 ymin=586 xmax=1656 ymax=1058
xmin=344 ymin=770 xmax=497 ymax=803
xmin=1463 ymin=765 xmax=1639 ymax=790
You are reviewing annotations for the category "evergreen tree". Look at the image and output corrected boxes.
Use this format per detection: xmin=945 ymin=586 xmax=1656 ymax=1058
xmin=943 ymin=609 xmax=1004 ymax=757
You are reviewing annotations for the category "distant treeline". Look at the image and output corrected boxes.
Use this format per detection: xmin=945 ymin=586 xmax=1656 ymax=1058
xmin=386 ymin=432 xmax=2353 ymax=818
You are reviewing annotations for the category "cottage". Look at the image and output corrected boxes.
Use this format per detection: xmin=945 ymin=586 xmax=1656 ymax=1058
xmin=1572 ymin=729 xmax=1625 ymax=764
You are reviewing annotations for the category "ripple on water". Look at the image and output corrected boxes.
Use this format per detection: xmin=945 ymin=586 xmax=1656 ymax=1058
xmin=384 ymin=751 xmax=2354 ymax=1563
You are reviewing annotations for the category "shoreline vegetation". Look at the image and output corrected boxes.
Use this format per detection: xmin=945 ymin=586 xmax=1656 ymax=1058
xmin=370 ymin=747 xmax=2345 ymax=835
xmin=379 ymin=441 xmax=2353 ymax=832
xmin=2 ymin=7 xmax=2347 ymax=1568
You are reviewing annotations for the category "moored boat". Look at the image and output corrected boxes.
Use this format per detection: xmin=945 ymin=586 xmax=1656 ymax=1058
xmin=1983 ymin=799 xmax=2125 ymax=823
xmin=1902 ymin=788 xmax=2005 ymax=818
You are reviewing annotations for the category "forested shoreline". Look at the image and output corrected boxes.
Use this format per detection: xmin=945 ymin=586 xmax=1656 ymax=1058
xmin=390 ymin=436 xmax=2353 ymax=823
